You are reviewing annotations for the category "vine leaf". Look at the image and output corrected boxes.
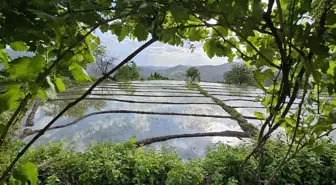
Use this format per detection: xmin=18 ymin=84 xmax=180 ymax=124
xmin=170 ymin=4 xmax=188 ymax=22
xmin=0 ymin=83 xmax=23 ymax=114
xmin=254 ymin=111 xmax=265 ymax=120
xmin=12 ymin=162 xmax=38 ymax=185
xmin=134 ymin=23 xmax=148 ymax=41
xmin=69 ymin=63 xmax=91 ymax=82
xmin=9 ymin=41 xmax=29 ymax=51
xmin=118 ymin=26 xmax=129 ymax=42
xmin=100 ymin=24 xmax=109 ymax=33
xmin=54 ymin=78 xmax=66 ymax=92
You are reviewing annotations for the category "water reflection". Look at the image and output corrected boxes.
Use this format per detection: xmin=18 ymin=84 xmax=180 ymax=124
xmin=29 ymin=81 xmax=334 ymax=158
xmin=26 ymin=114 xmax=242 ymax=159
xmin=117 ymin=81 xmax=136 ymax=94
xmin=42 ymin=99 xmax=106 ymax=118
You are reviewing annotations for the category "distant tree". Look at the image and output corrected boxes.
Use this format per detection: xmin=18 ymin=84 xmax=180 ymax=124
xmin=116 ymin=61 xmax=140 ymax=81
xmin=94 ymin=45 xmax=118 ymax=80
xmin=148 ymin=72 xmax=169 ymax=80
xmin=223 ymin=64 xmax=254 ymax=85
xmin=186 ymin=67 xmax=200 ymax=82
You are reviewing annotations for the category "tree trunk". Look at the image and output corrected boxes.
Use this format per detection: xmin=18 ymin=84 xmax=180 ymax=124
xmin=25 ymin=100 xmax=41 ymax=127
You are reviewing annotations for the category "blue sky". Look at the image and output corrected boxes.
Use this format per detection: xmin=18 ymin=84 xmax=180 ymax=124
xmin=95 ymin=30 xmax=229 ymax=67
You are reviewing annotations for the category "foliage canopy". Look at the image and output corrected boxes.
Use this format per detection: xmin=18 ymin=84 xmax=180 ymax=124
xmin=223 ymin=64 xmax=254 ymax=85
xmin=0 ymin=0 xmax=336 ymax=183
xmin=186 ymin=67 xmax=201 ymax=82
xmin=116 ymin=61 xmax=140 ymax=81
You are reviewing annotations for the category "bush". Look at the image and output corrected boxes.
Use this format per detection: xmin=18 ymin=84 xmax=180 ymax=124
xmin=148 ymin=72 xmax=169 ymax=80
xmin=186 ymin=67 xmax=200 ymax=82
xmin=223 ymin=64 xmax=254 ymax=85
xmin=2 ymin=139 xmax=336 ymax=185
xmin=116 ymin=61 xmax=140 ymax=81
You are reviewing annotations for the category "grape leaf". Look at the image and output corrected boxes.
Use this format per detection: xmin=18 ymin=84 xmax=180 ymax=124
xmin=134 ymin=23 xmax=148 ymax=41
xmin=12 ymin=162 xmax=38 ymax=185
xmin=9 ymin=41 xmax=29 ymax=51
xmin=170 ymin=4 xmax=188 ymax=22
xmin=69 ymin=63 xmax=91 ymax=82
xmin=54 ymin=77 xmax=66 ymax=92
xmin=254 ymin=111 xmax=265 ymax=120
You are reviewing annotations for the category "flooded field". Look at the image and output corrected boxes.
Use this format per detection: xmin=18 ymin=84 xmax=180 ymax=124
xmin=23 ymin=81 xmax=334 ymax=159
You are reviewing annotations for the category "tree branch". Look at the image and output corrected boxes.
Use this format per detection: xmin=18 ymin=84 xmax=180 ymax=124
xmin=0 ymin=12 xmax=135 ymax=148
xmin=0 ymin=37 xmax=157 ymax=183
xmin=136 ymin=131 xmax=251 ymax=146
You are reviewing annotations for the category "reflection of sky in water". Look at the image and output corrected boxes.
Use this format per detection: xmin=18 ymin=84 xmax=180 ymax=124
xmin=27 ymin=81 xmax=335 ymax=158
xmin=26 ymin=114 xmax=242 ymax=159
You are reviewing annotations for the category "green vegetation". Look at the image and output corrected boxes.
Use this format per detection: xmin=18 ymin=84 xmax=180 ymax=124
xmin=186 ymin=67 xmax=201 ymax=82
xmin=0 ymin=0 xmax=336 ymax=184
xmin=2 ymin=139 xmax=336 ymax=185
xmin=185 ymin=81 xmax=198 ymax=90
xmin=223 ymin=64 xmax=254 ymax=86
xmin=116 ymin=62 xmax=140 ymax=81
xmin=148 ymin=72 xmax=169 ymax=80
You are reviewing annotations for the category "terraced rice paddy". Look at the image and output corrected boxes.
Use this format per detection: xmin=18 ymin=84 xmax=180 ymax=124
xmin=23 ymin=81 xmax=334 ymax=159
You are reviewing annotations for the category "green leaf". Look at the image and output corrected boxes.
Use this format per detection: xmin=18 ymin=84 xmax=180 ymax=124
xmin=118 ymin=26 xmax=129 ymax=42
xmin=100 ymin=24 xmax=109 ymax=33
xmin=0 ymin=49 xmax=10 ymax=69
xmin=69 ymin=63 xmax=91 ymax=82
xmin=327 ymin=62 xmax=336 ymax=76
xmin=312 ymin=70 xmax=322 ymax=83
xmin=252 ymin=1 xmax=263 ymax=22
xmin=12 ymin=162 xmax=38 ymax=185
xmin=134 ymin=23 xmax=148 ymax=41
xmin=54 ymin=78 xmax=66 ymax=92
xmin=83 ymin=51 xmax=95 ymax=63
xmin=306 ymin=35 xmax=329 ymax=56
xmin=254 ymin=111 xmax=265 ymax=120
xmin=0 ymin=83 xmax=23 ymax=113
xmin=170 ymin=4 xmax=188 ymax=22
xmin=29 ymin=54 xmax=46 ymax=76
xmin=241 ymin=22 xmax=255 ymax=38
xmin=9 ymin=41 xmax=29 ymax=51
xmin=256 ymin=47 xmax=273 ymax=68
xmin=7 ymin=57 xmax=30 ymax=80
xmin=312 ymin=145 xmax=325 ymax=156
xmin=188 ymin=28 xmax=205 ymax=41
xmin=203 ymin=39 xmax=215 ymax=58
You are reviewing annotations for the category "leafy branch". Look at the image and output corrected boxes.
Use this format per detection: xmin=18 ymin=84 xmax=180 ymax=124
xmin=0 ymin=37 xmax=157 ymax=183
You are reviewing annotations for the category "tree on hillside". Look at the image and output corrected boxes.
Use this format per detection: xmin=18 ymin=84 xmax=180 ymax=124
xmin=186 ymin=67 xmax=200 ymax=82
xmin=223 ymin=64 xmax=254 ymax=85
xmin=116 ymin=61 xmax=140 ymax=81
xmin=94 ymin=45 xmax=118 ymax=80
xmin=148 ymin=72 xmax=169 ymax=80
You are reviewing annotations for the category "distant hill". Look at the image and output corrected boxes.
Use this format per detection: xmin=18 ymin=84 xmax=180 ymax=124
xmin=3 ymin=49 xmax=239 ymax=83
xmin=137 ymin=63 xmax=239 ymax=82
xmin=88 ymin=63 xmax=240 ymax=82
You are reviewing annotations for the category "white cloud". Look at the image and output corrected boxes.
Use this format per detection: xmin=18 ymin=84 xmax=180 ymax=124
xmin=95 ymin=31 xmax=229 ymax=67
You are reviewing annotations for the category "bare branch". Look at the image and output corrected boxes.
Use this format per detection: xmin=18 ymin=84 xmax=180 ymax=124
xmin=136 ymin=131 xmax=251 ymax=146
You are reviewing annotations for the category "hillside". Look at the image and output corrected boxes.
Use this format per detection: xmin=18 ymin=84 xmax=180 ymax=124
xmin=139 ymin=63 xmax=235 ymax=82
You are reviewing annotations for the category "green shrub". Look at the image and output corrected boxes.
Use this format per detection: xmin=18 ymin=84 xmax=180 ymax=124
xmin=2 ymin=139 xmax=336 ymax=185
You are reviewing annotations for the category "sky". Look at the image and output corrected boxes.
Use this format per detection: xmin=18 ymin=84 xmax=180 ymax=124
xmin=95 ymin=30 xmax=229 ymax=67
